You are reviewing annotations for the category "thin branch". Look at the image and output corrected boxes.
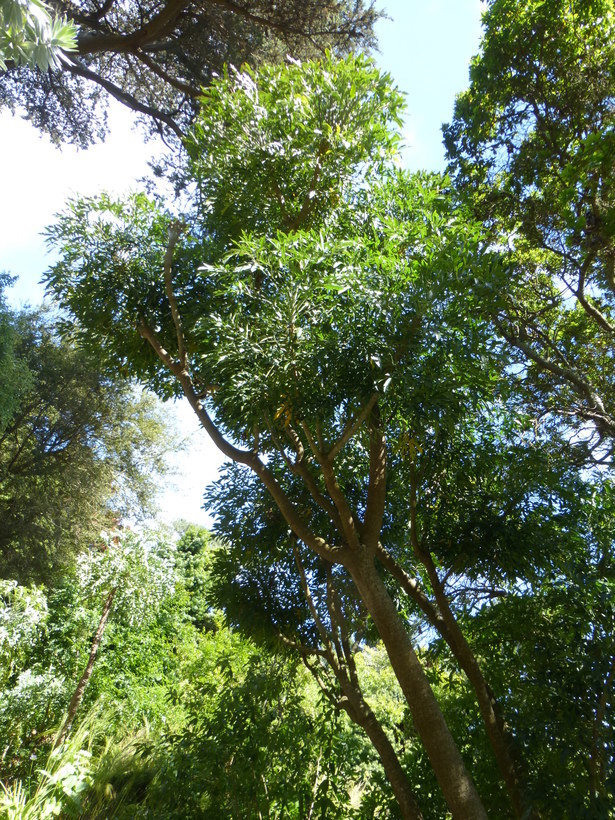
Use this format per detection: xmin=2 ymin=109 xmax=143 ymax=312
xmin=293 ymin=542 xmax=336 ymax=662
xmin=284 ymin=423 xmax=305 ymax=463
xmin=362 ymin=402 xmax=387 ymax=551
xmin=326 ymin=566 xmax=360 ymax=689
xmin=494 ymin=316 xmax=615 ymax=434
xmin=138 ymin=328 xmax=341 ymax=563
xmin=276 ymin=633 xmax=327 ymax=659
xmin=324 ymin=567 xmax=346 ymax=671
xmin=571 ymin=254 xmax=615 ymax=335
xmin=302 ymin=418 xmax=361 ymax=550
xmin=375 ymin=542 xmax=450 ymax=639
xmin=265 ymin=415 xmax=342 ymax=528
xmin=135 ymin=48 xmax=200 ymax=97
xmin=447 ymin=586 xmax=509 ymax=604
xmin=329 ymin=393 xmax=378 ymax=459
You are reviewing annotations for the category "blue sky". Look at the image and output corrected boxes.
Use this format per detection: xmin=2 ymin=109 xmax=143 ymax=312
xmin=0 ymin=0 xmax=486 ymax=525
xmin=375 ymin=0 xmax=484 ymax=171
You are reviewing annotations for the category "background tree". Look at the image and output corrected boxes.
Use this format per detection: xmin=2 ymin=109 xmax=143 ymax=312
xmin=0 ymin=300 xmax=174 ymax=584
xmin=1 ymin=524 xmax=403 ymax=819
xmin=444 ymin=0 xmax=615 ymax=463
xmin=0 ymin=0 xmax=379 ymax=146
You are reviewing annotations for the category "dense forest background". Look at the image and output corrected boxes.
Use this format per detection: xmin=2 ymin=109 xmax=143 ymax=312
xmin=1 ymin=1 xmax=614 ymax=818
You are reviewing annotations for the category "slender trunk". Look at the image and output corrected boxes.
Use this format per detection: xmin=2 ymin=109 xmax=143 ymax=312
xmin=419 ymin=547 xmax=526 ymax=817
xmin=55 ymin=587 xmax=116 ymax=747
xmin=405 ymin=470 xmax=529 ymax=817
xmin=346 ymin=551 xmax=487 ymax=820
xmin=341 ymin=694 xmax=423 ymax=820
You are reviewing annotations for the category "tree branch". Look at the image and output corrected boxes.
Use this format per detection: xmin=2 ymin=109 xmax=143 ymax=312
xmin=135 ymin=48 xmax=200 ymax=98
xmin=571 ymin=253 xmax=615 ymax=335
xmin=494 ymin=316 xmax=615 ymax=435
xmin=139 ymin=322 xmax=341 ymax=560
xmin=75 ymin=0 xmax=190 ymax=56
xmin=301 ymin=420 xmax=362 ymax=550
xmin=65 ymin=57 xmax=184 ymax=139
xmin=162 ymin=220 xmax=188 ymax=369
xmin=293 ymin=541 xmax=337 ymax=665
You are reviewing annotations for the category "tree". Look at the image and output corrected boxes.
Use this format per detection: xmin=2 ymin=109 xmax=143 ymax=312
xmin=44 ymin=54 xmax=529 ymax=818
xmin=0 ymin=0 xmax=379 ymax=146
xmin=0 ymin=526 xmax=187 ymax=793
xmin=444 ymin=0 xmax=615 ymax=464
xmin=1 ymin=526 xmax=407 ymax=818
xmin=0 ymin=303 xmax=174 ymax=584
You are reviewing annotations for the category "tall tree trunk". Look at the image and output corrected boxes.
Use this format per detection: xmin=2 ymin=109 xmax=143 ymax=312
xmin=391 ymin=467 xmax=529 ymax=817
xmin=55 ymin=587 xmax=116 ymax=747
xmin=346 ymin=550 xmax=488 ymax=820
xmin=296 ymin=546 xmax=423 ymax=819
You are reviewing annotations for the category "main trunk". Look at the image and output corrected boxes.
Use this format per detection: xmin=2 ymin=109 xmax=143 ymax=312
xmin=346 ymin=551 xmax=487 ymax=820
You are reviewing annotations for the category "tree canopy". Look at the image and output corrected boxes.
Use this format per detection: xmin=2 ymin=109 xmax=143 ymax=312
xmin=0 ymin=0 xmax=379 ymax=145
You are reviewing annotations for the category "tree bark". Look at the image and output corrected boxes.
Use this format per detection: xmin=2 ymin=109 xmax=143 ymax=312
xmin=346 ymin=550 xmax=488 ymax=820
xmin=55 ymin=586 xmax=116 ymax=747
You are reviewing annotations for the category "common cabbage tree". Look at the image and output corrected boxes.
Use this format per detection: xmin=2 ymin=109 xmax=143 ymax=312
xmin=0 ymin=0 xmax=76 ymax=71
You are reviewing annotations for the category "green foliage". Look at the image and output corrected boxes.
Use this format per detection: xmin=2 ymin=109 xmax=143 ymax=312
xmin=143 ymin=633 xmax=393 ymax=819
xmin=189 ymin=54 xmax=404 ymax=239
xmin=0 ymin=538 xmax=397 ymax=818
xmin=0 ymin=0 xmax=76 ymax=72
xmin=175 ymin=525 xmax=218 ymax=630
